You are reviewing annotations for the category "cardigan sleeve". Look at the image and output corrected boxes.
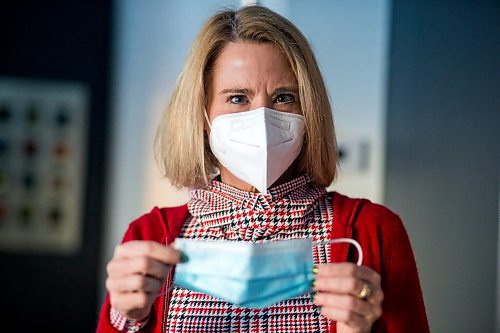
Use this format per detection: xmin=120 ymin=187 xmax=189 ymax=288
xmin=95 ymin=206 xmax=188 ymax=333
xmin=355 ymin=202 xmax=430 ymax=333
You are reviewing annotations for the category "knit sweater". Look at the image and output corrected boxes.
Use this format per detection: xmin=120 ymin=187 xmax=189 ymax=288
xmin=96 ymin=184 xmax=429 ymax=332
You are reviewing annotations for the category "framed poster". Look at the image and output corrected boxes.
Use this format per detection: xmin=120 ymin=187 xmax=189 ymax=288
xmin=0 ymin=77 xmax=88 ymax=255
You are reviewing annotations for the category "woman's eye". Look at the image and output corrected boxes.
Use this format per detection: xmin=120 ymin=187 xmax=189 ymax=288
xmin=275 ymin=94 xmax=295 ymax=104
xmin=229 ymin=95 xmax=248 ymax=104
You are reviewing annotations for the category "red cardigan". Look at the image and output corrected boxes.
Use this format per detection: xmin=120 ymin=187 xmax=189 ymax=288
xmin=96 ymin=192 xmax=429 ymax=332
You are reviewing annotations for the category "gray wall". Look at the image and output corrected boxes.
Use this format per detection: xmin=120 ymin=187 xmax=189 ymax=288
xmin=385 ymin=1 xmax=500 ymax=332
xmin=0 ymin=2 xmax=111 ymax=331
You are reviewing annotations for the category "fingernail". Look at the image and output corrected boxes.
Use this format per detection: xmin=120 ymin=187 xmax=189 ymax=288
xmin=312 ymin=265 xmax=319 ymax=275
xmin=180 ymin=252 xmax=189 ymax=263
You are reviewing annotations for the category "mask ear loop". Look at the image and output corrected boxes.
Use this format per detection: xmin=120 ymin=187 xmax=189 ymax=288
xmin=314 ymin=238 xmax=363 ymax=266
xmin=203 ymin=109 xmax=213 ymax=131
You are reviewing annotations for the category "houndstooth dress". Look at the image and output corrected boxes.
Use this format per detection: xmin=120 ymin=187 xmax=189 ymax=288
xmin=164 ymin=175 xmax=335 ymax=333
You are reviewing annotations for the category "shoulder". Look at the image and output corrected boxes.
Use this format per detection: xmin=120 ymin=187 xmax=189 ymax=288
xmin=331 ymin=191 xmax=406 ymax=236
xmin=122 ymin=205 xmax=189 ymax=244
xmin=331 ymin=192 xmax=417 ymax=274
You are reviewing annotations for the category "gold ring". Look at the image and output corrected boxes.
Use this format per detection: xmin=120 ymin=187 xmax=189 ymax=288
xmin=357 ymin=283 xmax=372 ymax=300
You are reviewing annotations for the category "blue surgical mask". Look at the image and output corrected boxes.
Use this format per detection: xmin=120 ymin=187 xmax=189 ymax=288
xmin=173 ymin=237 xmax=362 ymax=308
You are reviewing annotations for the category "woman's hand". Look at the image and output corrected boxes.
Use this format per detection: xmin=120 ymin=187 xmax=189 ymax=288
xmin=105 ymin=240 xmax=181 ymax=320
xmin=312 ymin=263 xmax=384 ymax=333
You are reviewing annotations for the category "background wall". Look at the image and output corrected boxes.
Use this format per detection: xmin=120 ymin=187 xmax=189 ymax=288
xmin=385 ymin=1 xmax=500 ymax=332
xmin=0 ymin=2 xmax=111 ymax=332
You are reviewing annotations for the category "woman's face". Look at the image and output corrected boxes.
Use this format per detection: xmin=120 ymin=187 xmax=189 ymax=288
xmin=206 ymin=42 xmax=301 ymax=191
xmin=207 ymin=42 xmax=301 ymax=121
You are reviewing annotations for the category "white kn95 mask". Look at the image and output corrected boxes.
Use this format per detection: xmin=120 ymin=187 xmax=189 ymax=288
xmin=205 ymin=107 xmax=305 ymax=194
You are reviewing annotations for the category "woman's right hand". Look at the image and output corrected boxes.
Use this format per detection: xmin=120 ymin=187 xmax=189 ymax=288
xmin=105 ymin=240 xmax=181 ymax=320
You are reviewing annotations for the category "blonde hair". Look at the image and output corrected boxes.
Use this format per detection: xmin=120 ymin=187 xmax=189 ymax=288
xmin=155 ymin=5 xmax=338 ymax=188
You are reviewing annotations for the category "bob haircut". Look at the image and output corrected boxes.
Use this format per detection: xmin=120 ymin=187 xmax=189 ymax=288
xmin=155 ymin=5 xmax=338 ymax=189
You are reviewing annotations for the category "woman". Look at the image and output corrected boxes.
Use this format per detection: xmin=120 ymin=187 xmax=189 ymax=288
xmin=97 ymin=5 xmax=429 ymax=333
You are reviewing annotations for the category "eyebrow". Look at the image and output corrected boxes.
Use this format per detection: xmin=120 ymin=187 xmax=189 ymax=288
xmin=273 ymin=87 xmax=298 ymax=95
xmin=219 ymin=88 xmax=253 ymax=95
xmin=218 ymin=87 xmax=298 ymax=95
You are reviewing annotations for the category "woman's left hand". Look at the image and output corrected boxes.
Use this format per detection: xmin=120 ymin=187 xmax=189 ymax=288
xmin=312 ymin=263 xmax=384 ymax=333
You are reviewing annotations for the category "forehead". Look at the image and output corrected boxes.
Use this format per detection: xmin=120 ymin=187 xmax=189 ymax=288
xmin=210 ymin=42 xmax=297 ymax=87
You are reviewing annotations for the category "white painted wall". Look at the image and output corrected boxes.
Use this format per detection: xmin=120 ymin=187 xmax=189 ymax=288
xmin=100 ymin=0 xmax=390 ymax=302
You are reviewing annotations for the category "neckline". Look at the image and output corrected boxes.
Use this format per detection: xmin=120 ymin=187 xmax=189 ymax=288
xmin=198 ymin=174 xmax=312 ymax=206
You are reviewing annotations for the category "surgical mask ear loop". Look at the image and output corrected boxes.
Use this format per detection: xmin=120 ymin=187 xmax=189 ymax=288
xmin=314 ymin=238 xmax=363 ymax=266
